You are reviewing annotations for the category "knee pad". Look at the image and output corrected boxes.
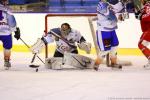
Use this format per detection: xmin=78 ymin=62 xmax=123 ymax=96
xmin=4 ymin=49 xmax=11 ymax=60
xmin=109 ymin=46 xmax=117 ymax=58
xmin=4 ymin=49 xmax=11 ymax=53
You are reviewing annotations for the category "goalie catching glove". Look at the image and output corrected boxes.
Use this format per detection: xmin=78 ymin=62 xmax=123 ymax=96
xmin=30 ymin=37 xmax=47 ymax=54
xmin=78 ymin=42 xmax=91 ymax=54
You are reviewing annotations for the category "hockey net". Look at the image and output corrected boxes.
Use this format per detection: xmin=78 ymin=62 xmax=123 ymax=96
xmin=44 ymin=14 xmax=132 ymax=66
xmin=44 ymin=13 xmax=97 ymax=58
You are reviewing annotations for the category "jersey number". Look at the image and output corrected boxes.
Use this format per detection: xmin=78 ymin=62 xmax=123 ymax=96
xmin=0 ymin=10 xmax=4 ymax=20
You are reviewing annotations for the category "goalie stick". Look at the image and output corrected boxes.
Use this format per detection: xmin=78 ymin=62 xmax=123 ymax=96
xmin=19 ymin=38 xmax=45 ymax=64
xmin=29 ymin=53 xmax=40 ymax=72
xmin=19 ymin=38 xmax=44 ymax=72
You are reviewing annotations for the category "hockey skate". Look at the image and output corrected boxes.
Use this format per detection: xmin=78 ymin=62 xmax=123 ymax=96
xmin=4 ymin=60 xmax=11 ymax=70
xmin=93 ymin=58 xmax=101 ymax=71
xmin=144 ymin=60 xmax=150 ymax=69
xmin=93 ymin=65 xmax=99 ymax=71
xmin=110 ymin=63 xmax=122 ymax=70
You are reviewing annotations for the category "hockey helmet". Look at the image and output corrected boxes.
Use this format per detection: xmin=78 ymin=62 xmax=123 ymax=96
xmin=61 ymin=23 xmax=71 ymax=35
xmin=97 ymin=1 xmax=109 ymax=13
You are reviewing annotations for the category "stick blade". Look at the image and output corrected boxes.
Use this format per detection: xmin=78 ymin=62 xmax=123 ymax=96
xmin=29 ymin=64 xmax=40 ymax=68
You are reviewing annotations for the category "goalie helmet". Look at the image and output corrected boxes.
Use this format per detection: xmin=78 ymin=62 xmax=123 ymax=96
xmin=60 ymin=23 xmax=71 ymax=36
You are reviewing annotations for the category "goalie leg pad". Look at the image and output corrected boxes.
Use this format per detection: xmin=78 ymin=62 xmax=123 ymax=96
xmin=30 ymin=38 xmax=45 ymax=54
xmin=63 ymin=52 xmax=95 ymax=69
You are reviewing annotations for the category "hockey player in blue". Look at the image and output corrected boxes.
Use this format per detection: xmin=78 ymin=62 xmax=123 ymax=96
xmin=92 ymin=0 xmax=124 ymax=70
xmin=0 ymin=0 xmax=20 ymax=70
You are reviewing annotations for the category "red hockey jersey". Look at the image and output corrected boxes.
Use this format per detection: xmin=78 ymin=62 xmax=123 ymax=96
xmin=140 ymin=2 xmax=150 ymax=32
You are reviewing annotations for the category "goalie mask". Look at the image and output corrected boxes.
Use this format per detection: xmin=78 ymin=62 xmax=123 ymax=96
xmin=60 ymin=23 xmax=71 ymax=36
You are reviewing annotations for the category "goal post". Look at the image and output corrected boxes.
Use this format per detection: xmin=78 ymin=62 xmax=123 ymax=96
xmin=44 ymin=13 xmax=132 ymax=66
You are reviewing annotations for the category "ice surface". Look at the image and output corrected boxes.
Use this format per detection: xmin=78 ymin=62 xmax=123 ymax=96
xmin=0 ymin=52 xmax=150 ymax=100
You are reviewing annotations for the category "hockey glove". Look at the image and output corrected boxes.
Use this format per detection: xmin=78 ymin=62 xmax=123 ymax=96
xmin=14 ymin=27 xmax=20 ymax=40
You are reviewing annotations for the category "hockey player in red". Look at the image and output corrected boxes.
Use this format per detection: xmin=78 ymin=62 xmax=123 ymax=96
xmin=135 ymin=0 xmax=150 ymax=68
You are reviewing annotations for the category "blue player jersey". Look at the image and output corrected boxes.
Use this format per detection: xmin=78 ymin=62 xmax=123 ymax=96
xmin=0 ymin=4 xmax=16 ymax=35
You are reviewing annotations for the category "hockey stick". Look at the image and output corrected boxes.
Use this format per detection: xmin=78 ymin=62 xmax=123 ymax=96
xmin=88 ymin=18 xmax=99 ymax=56
xmin=50 ymin=30 xmax=77 ymax=48
xmin=29 ymin=53 xmax=40 ymax=70
xmin=19 ymin=38 xmax=45 ymax=65
xmin=31 ymin=53 xmax=37 ymax=63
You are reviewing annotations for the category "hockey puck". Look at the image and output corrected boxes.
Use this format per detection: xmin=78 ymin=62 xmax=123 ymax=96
xmin=36 ymin=68 xmax=38 ymax=72
xmin=29 ymin=64 xmax=40 ymax=68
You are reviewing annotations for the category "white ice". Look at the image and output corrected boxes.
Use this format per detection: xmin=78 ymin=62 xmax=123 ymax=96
xmin=0 ymin=52 xmax=150 ymax=100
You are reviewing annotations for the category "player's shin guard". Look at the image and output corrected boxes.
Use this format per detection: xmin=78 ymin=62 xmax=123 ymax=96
xmin=94 ymin=51 xmax=108 ymax=71
xmin=4 ymin=49 xmax=11 ymax=69
xmin=109 ymin=47 xmax=122 ymax=69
